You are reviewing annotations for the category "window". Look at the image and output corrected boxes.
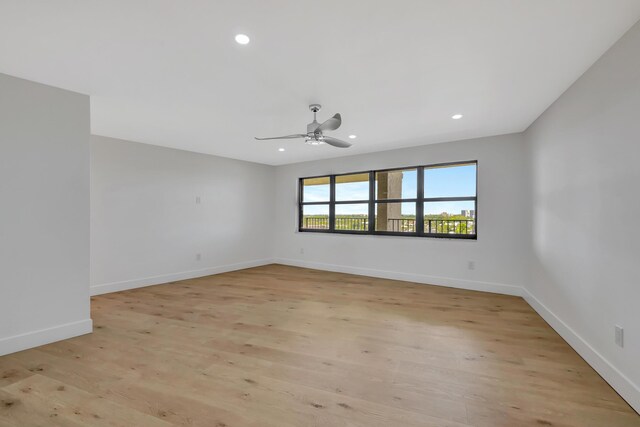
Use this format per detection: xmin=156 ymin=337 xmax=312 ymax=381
xmin=299 ymin=161 xmax=477 ymax=238
xmin=300 ymin=177 xmax=330 ymax=229
xmin=336 ymin=173 xmax=369 ymax=201
xmin=423 ymin=163 xmax=476 ymax=237
xmin=335 ymin=173 xmax=369 ymax=233
xmin=375 ymin=168 xmax=417 ymax=233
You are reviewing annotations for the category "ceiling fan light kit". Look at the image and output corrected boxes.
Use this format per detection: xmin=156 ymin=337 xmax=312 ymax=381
xmin=255 ymin=104 xmax=352 ymax=148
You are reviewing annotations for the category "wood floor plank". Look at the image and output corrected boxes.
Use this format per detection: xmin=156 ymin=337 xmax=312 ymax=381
xmin=0 ymin=388 xmax=84 ymax=427
xmin=2 ymin=375 xmax=173 ymax=426
xmin=0 ymin=264 xmax=638 ymax=426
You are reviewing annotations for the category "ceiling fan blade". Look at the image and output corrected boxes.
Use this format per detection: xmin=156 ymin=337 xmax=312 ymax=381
xmin=322 ymin=136 xmax=352 ymax=148
xmin=254 ymin=134 xmax=306 ymax=141
xmin=316 ymin=113 xmax=341 ymax=132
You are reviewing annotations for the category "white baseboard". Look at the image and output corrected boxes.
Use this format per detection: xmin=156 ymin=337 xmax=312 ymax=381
xmin=90 ymin=258 xmax=275 ymax=296
xmin=273 ymin=258 xmax=524 ymax=296
xmin=0 ymin=318 xmax=93 ymax=357
xmin=522 ymin=289 xmax=640 ymax=413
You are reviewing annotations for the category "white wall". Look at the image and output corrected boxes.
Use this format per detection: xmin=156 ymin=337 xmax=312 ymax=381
xmin=0 ymin=73 xmax=91 ymax=356
xmin=274 ymin=134 xmax=529 ymax=295
xmin=90 ymin=135 xmax=275 ymax=294
xmin=524 ymin=20 xmax=640 ymax=411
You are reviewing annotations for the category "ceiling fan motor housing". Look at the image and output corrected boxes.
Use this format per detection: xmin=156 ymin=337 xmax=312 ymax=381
xmin=307 ymin=104 xmax=322 ymax=134
xmin=307 ymin=122 xmax=321 ymax=134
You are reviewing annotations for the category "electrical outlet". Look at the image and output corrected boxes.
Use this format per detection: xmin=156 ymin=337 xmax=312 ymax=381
xmin=195 ymin=196 xmax=201 ymax=204
xmin=196 ymin=253 xmax=202 ymax=261
xmin=467 ymin=261 xmax=475 ymax=270
xmin=615 ymin=325 xmax=624 ymax=348
xmin=300 ymin=248 xmax=304 ymax=255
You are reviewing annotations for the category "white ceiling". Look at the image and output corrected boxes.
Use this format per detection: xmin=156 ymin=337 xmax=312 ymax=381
xmin=1 ymin=1 xmax=639 ymax=165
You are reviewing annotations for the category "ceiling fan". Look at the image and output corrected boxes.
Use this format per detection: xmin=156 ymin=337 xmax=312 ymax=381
xmin=255 ymin=104 xmax=352 ymax=148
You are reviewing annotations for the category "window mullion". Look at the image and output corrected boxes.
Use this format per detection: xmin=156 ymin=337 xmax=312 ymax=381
xmin=298 ymin=178 xmax=303 ymax=230
xmin=368 ymin=171 xmax=375 ymax=233
xmin=329 ymin=175 xmax=336 ymax=231
xmin=416 ymin=167 xmax=424 ymax=235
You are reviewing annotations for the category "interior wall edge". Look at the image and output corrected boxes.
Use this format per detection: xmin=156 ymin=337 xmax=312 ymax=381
xmin=0 ymin=318 xmax=93 ymax=357
xmin=0 ymin=72 xmax=90 ymax=358
xmin=90 ymin=258 xmax=275 ymax=296
xmin=519 ymin=18 xmax=640 ymax=414
xmin=522 ymin=288 xmax=640 ymax=413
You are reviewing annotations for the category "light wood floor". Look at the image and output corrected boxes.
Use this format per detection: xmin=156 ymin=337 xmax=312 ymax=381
xmin=1 ymin=265 xmax=638 ymax=426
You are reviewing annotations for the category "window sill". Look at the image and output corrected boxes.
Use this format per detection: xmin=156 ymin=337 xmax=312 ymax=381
xmin=298 ymin=229 xmax=477 ymax=240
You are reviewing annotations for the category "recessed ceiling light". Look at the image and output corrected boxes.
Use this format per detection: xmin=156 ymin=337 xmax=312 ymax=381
xmin=451 ymin=114 xmax=463 ymax=120
xmin=348 ymin=134 xmax=357 ymax=139
xmin=278 ymin=148 xmax=285 ymax=152
xmin=235 ymin=34 xmax=250 ymax=45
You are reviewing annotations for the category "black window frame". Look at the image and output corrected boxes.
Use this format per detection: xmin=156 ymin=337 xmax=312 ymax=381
xmin=298 ymin=160 xmax=478 ymax=239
